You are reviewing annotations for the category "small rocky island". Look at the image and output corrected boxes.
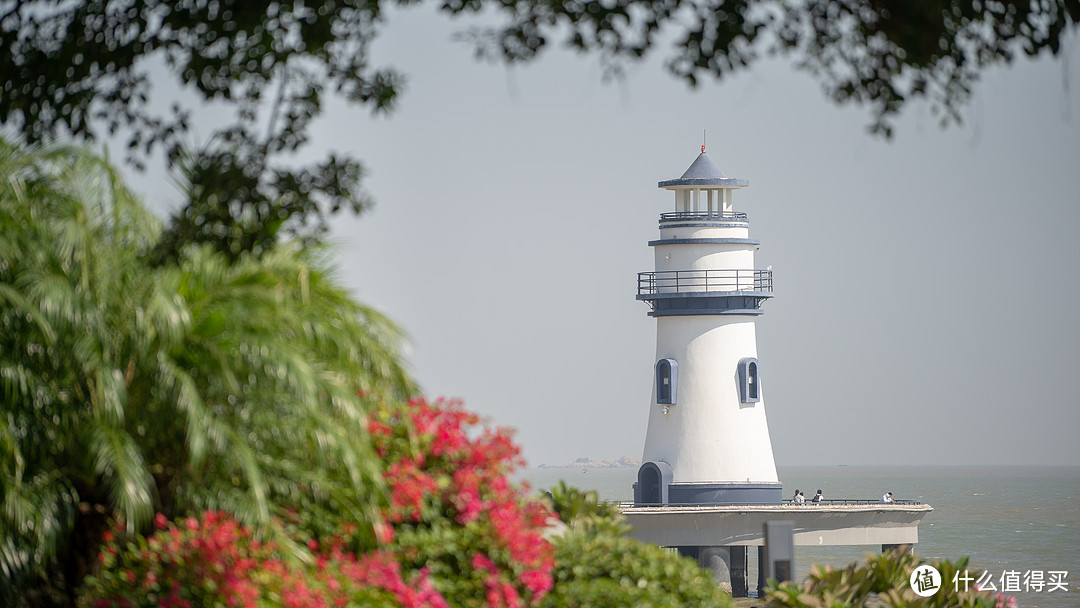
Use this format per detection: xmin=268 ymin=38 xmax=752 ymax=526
xmin=537 ymin=456 xmax=642 ymax=469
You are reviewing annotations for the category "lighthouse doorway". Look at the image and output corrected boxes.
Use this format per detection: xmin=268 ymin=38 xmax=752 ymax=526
xmin=634 ymin=461 xmax=673 ymax=505
xmin=640 ymin=467 xmax=661 ymax=503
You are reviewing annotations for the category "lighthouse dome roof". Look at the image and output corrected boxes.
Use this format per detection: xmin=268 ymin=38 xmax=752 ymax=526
xmin=658 ymin=151 xmax=749 ymax=189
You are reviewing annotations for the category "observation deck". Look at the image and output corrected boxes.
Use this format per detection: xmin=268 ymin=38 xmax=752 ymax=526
xmin=619 ymin=500 xmax=933 ymax=547
xmin=637 ymin=269 xmax=773 ymax=316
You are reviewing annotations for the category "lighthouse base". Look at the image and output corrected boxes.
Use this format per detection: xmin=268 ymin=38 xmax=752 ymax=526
xmin=669 ymin=482 xmax=782 ymax=505
xmin=634 ymin=462 xmax=782 ymax=505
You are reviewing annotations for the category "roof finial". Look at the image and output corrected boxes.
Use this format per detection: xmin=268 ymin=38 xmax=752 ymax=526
xmin=702 ymin=129 xmax=706 ymax=153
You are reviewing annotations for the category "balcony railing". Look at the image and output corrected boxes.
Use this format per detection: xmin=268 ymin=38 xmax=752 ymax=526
xmin=611 ymin=498 xmax=927 ymax=508
xmin=659 ymin=211 xmax=748 ymax=222
xmin=638 ymin=269 xmax=773 ymax=297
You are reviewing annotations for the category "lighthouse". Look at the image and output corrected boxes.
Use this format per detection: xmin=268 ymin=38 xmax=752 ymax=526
xmin=634 ymin=147 xmax=782 ymax=506
xmin=622 ymin=147 xmax=932 ymax=597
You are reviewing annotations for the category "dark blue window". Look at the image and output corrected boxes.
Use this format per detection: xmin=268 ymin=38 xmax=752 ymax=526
xmin=656 ymin=358 xmax=678 ymax=405
xmin=738 ymin=358 xmax=760 ymax=403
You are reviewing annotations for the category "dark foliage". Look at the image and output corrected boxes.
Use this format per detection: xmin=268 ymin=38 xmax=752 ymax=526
xmin=1 ymin=0 xmax=399 ymax=261
xmin=2 ymin=0 xmax=1075 ymax=253
xmin=459 ymin=0 xmax=1078 ymax=137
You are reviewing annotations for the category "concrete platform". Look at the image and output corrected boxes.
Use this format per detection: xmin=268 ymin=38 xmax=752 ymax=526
xmin=620 ymin=502 xmax=933 ymax=547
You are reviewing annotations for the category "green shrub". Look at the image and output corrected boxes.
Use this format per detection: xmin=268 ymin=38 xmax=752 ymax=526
xmin=542 ymin=531 xmax=734 ymax=608
xmin=0 ymin=137 xmax=413 ymax=605
xmin=765 ymin=550 xmax=1017 ymax=608
xmin=540 ymin=481 xmax=732 ymax=608
xmin=544 ymin=480 xmax=627 ymax=536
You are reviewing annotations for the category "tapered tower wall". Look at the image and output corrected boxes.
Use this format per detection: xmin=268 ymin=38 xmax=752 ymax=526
xmin=643 ymin=316 xmax=779 ymax=484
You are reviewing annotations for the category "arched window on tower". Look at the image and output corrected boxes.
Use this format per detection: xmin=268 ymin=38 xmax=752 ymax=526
xmin=738 ymin=358 xmax=761 ymax=403
xmin=656 ymin=358 xmax=678 ymax=405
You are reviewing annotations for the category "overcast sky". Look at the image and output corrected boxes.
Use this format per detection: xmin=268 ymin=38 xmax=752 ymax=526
xmin=122 ymin=8 xmax=1080 ymax=468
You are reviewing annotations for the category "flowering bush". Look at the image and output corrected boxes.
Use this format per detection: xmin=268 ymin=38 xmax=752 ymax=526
xmin=82 ymin=511 xmax=436 ymax=608
xmin=80 ymin=397 xmax=555 ymax=608
xmin=369 ymin=397 xmax=555 ymax=607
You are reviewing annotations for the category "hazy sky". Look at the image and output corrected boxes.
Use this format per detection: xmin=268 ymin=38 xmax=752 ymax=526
xmin=120 ymin=8 xmax=1080 ymax=468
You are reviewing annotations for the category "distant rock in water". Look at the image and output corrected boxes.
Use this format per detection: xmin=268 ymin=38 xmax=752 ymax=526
xmin=537 ymin=456 xmax=643 ymax=469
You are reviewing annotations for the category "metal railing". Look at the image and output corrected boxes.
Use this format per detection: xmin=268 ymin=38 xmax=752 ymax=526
xmin=659 ymin=211 xmax=748 ymax=222
xmin=781 ymin=499 xmax=926 ymax=506
xmin=613 ymin=499 xmax=926 ymax=508
xmin=638 ymin=269 xmax=773 ymax=296
xmin=656 ymin=210 xmax=751 ymax=222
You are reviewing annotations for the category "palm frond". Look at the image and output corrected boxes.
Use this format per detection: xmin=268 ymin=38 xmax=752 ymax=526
xmin=1 ymin=135 xmax=417 ymax=600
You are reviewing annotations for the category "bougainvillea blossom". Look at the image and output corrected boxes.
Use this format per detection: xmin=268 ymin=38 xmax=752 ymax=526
xmin=83 ymin=397 xmax=555 ymax=608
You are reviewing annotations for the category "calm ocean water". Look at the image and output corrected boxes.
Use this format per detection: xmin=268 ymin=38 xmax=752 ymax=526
xmin=520 ymin=465 xmax=1080 ymax=608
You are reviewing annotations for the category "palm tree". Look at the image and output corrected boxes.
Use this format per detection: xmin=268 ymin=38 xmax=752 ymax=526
xmin=0 ymin=138 xmax=416 ymax=606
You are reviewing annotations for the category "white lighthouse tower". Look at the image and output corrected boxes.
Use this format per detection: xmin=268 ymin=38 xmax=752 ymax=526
xmin=634 ymin=146 xmax=782 ymax=506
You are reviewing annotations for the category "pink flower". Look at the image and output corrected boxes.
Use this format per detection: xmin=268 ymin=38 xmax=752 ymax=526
xmin=374 ymin=521 xmax=394 ymax=545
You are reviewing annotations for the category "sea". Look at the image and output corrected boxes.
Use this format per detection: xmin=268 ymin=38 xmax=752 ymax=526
xmin=520 ymin=465 xmax=1080 ymax=608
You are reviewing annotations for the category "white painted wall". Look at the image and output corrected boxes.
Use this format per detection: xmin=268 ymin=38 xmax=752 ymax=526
xmin=642 ymin=316 xmax=780 ymax=483
xmin=658 ymin=224 xmax=749 ymax=241
xmin=654 ymin=245 xmax=756 ymax=276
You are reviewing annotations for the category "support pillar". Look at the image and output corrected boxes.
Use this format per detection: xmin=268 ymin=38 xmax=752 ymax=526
xmin=882 ymin=543 xmax=912 ymax=555
xmin=699 ymin=546 xmax=732 ymax=593
xmin=729 ymin=546 xmax=748 ymax=597
xmin=757 ymin=546 xmax=766 ymax=596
